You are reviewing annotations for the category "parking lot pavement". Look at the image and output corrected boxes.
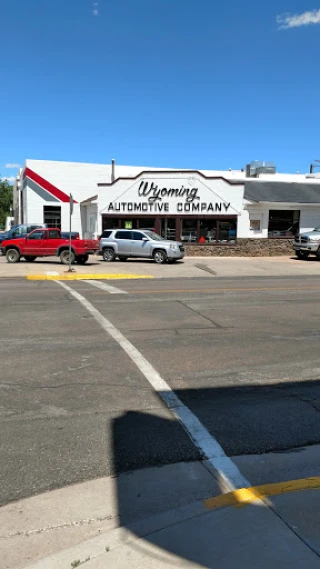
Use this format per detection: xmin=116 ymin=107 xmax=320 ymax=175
xmin=1 ymin=253 xmax=320 ymax=279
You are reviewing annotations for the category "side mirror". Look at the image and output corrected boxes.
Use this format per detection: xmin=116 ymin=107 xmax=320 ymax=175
xmin=142 ymin=237 xmax=149 ymax=241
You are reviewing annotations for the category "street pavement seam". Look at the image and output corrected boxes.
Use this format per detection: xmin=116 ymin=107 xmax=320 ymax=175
xmin=55 ymin=280 xmax=250 ymax=491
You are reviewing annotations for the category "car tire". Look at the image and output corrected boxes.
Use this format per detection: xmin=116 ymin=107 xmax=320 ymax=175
xmin=103 ymin=248 xmax=116 ymax=262
xmin=153 ymin=249 xmax=167 ymax=264
xmin=76 ymin=254 xmax=89 ymax=265
xmin=6 ymin=248 xmax=21 ymax=263
xmin=118 ymin=256 xmax=128 ymax=261
xmin=25 ymin=256 xmax=37 ymax=262
xmin=60 ymin=250 xmax=75 ymax=265
xmin=296 ymin=250 xmax=310 ymax=259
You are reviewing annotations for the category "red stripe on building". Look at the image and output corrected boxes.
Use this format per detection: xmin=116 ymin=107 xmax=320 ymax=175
xmin=23 ymin=168 xmax=78 ymax=203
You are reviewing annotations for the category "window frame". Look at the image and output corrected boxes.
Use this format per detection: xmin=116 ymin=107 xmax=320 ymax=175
xmin=132 ymin=231 xmax=145 ymax=241
xmin=115 ymin=230 xmax=133 ymax=240
xmin=27 ymin=230 xmax=45 ymax=240
xmin=48 ymin=230 xmax=61 ymax=239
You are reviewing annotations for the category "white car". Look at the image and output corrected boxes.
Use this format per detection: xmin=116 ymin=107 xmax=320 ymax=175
xmin=99 ymin=229 xmax=185 ymax=264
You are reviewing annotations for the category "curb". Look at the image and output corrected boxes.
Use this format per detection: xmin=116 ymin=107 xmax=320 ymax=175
xmin=20 ymin=476 xmax=320 ymax=569
xmin=26 ymin=274 xmax=155 ymax=281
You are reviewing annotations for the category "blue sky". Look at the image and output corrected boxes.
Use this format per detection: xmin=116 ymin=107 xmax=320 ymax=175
xmin=2 ymin=0 xmax=320 ymax=179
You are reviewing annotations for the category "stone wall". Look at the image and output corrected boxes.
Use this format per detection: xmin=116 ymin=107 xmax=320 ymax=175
xmin=185 ymin=239 xmax=294 ymax=257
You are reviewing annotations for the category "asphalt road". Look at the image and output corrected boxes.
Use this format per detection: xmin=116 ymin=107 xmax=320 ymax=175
xmin=1 ymin=275 xmax=320 ymax=506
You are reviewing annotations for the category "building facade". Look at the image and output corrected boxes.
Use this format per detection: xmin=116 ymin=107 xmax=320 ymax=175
xmin=13 ymin=159 xmax=320 ymax=256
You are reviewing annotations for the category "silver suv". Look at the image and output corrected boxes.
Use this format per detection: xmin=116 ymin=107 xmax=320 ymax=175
xmin=293 ymin=226 xmax=320 ymax=259
xmin=99 ymin=229 xmax=185 ymax=264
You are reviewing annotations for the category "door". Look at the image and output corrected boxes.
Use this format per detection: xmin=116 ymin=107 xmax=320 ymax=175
xmin=114 ymin=230 xmax=132 ymax=256
xmin=24 ymin=229 xmax=46 ymax=255
xmin=131 ymin=231 xmax=152 ymax=258
xmin=45 ymin=229 xmax=62 ymax=255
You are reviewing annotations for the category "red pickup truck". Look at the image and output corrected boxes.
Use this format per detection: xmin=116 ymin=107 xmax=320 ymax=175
xmin=1 ymin=228 xmax=99 ymax=264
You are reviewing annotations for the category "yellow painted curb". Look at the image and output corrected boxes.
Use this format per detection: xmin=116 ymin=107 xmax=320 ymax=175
xmin=204 ymin=477 xmax=320 ymax=511
xmin=27 ymin=274 xmax=154 ymax=281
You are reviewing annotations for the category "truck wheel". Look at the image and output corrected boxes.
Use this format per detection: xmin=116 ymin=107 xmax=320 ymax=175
xmin=60 ymin=250 xmax=75 ymax=265
xmin=25 ymin=256 xmax=37 ymax=262
xmin=296 ymin=250 xmax=310 ymax=259
xmin=76 ymin=254 xmax=89 ymax=265
xmin=103 ymin=248 xmax=116 ymax=262
xmin=153 ymin=249 xmax=167 ymax=264
xmin=6 ymin=248 xmax=20 ymax=263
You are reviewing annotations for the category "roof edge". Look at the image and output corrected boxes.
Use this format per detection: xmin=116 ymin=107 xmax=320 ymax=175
xmin=97 ymin=170 xmax=244 ymax=187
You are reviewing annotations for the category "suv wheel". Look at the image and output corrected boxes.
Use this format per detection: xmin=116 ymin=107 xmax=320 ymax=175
xmin=296 ymin=250 xmax=310 ymax=259
xmin=103 ymin=248 xmax=116 ymax=262
xmin=153 ymin=249 xmax=167 ymax=264
xmin=6 ymin=248 xmax=20 ymax=263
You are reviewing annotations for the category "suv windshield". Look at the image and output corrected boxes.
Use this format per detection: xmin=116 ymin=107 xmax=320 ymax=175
xmin=144 ymin=231 xmax=164 ymax=241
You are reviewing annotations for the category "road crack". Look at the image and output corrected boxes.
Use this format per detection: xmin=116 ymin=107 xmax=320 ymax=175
xmin=0 ymin=515 xmax=115 ymax=540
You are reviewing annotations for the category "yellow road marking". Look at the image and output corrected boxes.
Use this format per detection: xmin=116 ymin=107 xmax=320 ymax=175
xmin=27 ymin=274 xmax=154 ymax=281
xmin=204 ymin=477 xmax=320 ymax=511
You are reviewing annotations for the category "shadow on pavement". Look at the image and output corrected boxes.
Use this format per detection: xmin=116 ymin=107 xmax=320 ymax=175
xmin=112 ymin=380 xmax=320 ymax=568
xmin=290 ymin=256 xmax=319 ymax=262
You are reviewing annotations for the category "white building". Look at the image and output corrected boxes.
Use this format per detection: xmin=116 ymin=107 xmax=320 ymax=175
xmin=13 ymin=159 xmax=320 ymax=255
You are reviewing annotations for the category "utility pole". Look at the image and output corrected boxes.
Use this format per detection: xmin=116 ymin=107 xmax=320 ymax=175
xmin=67 ymin=193 xmax=75 ymax=273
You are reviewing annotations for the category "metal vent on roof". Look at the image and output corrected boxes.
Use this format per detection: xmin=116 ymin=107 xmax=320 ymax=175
xmin=250 ymin=161 xmax=276 ymax=177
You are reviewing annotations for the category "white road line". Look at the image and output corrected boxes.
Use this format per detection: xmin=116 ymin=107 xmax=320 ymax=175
xmin=85 ymin=280 xmax=128 ymax=294
xmin=56 ymin=280 xmax=249 ymax=490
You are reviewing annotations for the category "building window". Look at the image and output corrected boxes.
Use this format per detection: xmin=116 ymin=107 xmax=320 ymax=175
xmin=181 ymin=219 xmax=197 ymax=242
xmin=102 ymin=217 xmax=156 ymax=231
xmin=102 ymin=217 xmax=122 ymax=230
xmin=199 ymin=219 xmax=217 ymax=242
xmin=250 ymin=219 xmax=261 ymax=231
xmin=43 ymin=206 xmax=61 ymax=229
xmin=160 ymin=218 xmax=176 ymax=240
xmin=198 ymin=218 xmax=237 ymax=243
xmin=218 ymin=219 xmax=237 ymax=243
xmin=101 ymin=216 xmax=237 ymax=244
xmin=268 ymin=210 xmax=300 ymax=238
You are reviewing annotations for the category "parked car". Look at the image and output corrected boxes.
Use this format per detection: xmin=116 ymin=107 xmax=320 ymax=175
xmin=1 ymin=228 xmax=99 ymax=264
xmin=98 ymin=230 xmax=112 ymax=241
xmin=99 ymin=229 xmax=184 ymax=264
xmin=293 ymin=226 xmax=320 ymax=259
xmin=0 ymin=223 xmax=47 ymax=246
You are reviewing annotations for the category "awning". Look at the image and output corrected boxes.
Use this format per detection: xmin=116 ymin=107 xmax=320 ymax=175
xmin=244 ymin=181 xmax=320 ymax=204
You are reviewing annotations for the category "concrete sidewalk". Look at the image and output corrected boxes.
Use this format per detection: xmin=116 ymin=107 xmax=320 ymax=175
xmin=1 ymin=254 xmax=320 ymax=279
xmin=2 ymin=446 xmax=320 ymax=569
